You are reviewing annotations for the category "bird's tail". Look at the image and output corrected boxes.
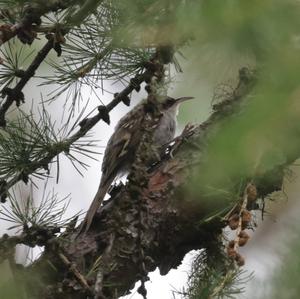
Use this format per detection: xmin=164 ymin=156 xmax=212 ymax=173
xmin=76 ymin=178 xmax=113 ymax=236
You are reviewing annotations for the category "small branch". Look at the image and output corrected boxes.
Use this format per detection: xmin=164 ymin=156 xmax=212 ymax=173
xmin=0 ymin=0 xmax=107 ymax=124
xmin=0 ymin=224 xmax=59 ymax=264
xmin=0 ymin=1 xmax=72 ymax=45
xmin=233 ymin=185 xmax=249 ymax=252
xmin=226 ymin=183 xmax=253 ymax=267
xmin=0 ymin=37 xmax=55 ymax=126
xmin=209 ymin=271 xmax=233 ymax=299
xmin=68 ymin=67 xmax=155 ymax=141
xmin=58 ymin=252 xmax=94 ymax=296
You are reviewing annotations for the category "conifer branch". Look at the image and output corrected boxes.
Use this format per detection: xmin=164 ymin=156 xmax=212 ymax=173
xmin=0 ymin=52 xmax=165 ymax=201
xmin=0 ymin=1 xmax=110 ymax=125
xmin=0 ymin=0 xmax=73 ymax=45
xmin=0 ymin=36 xmax=55 ymax=127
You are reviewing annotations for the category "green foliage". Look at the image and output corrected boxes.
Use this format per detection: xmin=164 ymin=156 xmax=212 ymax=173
xmin=181 ymin=248 xmax=252 ymax=299
xmin=0 ymin=185 xmax=78 ymax=230
xmin=0 ymin=111 xmax=57 ymax=181
xmin=0 ymin=105 xmax=98 ymax=185
xmin=172 ymin=1 xmax=300 ymax=212
xmin=0 ymin=42 xmax=34 ymax=90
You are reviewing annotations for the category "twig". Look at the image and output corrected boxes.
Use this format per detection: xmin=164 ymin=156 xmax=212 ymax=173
xmin=233 ymin=183 xmax=250 ymax=251
xmin=209 ymin=271 xmax=233 ymax=299
xmin=0 ymin=37 xmax=55 ymax=126
xmin=58 ymin=252 xmax=94 ymax=296
xmin=0 ymin=1 xmax=71 ymax=45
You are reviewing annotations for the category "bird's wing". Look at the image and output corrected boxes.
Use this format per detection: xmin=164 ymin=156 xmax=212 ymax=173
xmin=101 ymin=105 xmax=144 ymax=184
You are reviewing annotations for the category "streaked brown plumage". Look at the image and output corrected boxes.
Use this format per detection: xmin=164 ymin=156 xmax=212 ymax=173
xmin=78 ymin=96 xmax=193 ymax=235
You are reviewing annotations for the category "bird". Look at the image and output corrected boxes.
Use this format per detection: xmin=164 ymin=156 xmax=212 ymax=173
xmin=77 ymin=96 xmax=194 ymax=235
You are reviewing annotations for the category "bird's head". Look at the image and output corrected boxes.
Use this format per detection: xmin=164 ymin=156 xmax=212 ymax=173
xmin=162 ymin=96 xmax=194 ymax=110
xmin=161 ymin=96 xmax=194 ymax=116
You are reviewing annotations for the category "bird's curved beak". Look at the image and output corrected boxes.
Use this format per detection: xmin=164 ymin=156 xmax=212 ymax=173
xmin=175 ymin=96 xmax=194 ymax=103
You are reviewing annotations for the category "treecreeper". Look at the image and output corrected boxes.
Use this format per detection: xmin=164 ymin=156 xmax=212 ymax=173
xmin=78 ymin=96 xmax=194 ymax=235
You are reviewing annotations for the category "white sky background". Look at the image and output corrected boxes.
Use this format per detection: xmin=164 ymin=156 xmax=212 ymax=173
xmin=1 ymin=42 xmax=300 ymax=299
